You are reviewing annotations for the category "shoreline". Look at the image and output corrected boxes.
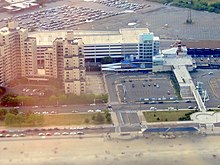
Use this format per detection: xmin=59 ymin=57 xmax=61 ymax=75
xmin=0 ymin=133 xmax=219 ymax=165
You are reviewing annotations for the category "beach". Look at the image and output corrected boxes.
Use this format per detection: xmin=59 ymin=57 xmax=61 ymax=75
xmin=0 ymin=134 xmax=219 ymax=165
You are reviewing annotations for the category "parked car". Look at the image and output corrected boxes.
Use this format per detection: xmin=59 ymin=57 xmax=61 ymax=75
xmin=95 ymin=109 xmax=102 ymax=112
xmin=150 ymin=107 xmax=157 ymax=111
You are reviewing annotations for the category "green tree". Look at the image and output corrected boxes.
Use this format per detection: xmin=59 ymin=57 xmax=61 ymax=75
xmin=9 ymin=109 xmax=19 ymax=115
xmin=49 ymin=95 xmax=58 ymax=105
xmin=0 ymin=109 xmax=7 ymax=120
xmin=95 ymin=112 xmax=105 ymax=123
xmin=84 ymin=118 xmax=90 ymax=124
xmin=92 ymin=115 xmax=96 ymax=121
xmin=58 ymin=94 xmax=67 ymax=104
xmin=1 ymin=94 xmax=19 ymax=106
xmin=26 ymin=114 xmax=44 ymax=126
xmin=4 ymin=113 xmax=24 ymax=126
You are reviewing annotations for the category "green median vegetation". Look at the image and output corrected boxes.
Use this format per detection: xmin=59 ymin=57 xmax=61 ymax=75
xmin=0 ymin=93 xmax=108 ymax=107
xmin=0 ymin=109 xmax=112 ymax=127
xmin=143 ymin=110 xmax=195 ymax=122
xmin=147 ymin=0 xmax=220 ymax=13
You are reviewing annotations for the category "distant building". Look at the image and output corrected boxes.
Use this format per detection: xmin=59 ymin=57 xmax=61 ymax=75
xmin=183 ymin=40 xmax=220 ymax=57
xmin=29 ymin=28 xmax=160 ymax=64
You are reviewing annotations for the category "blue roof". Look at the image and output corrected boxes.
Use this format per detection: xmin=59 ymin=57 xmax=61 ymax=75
xmin=143 ymin=127 xmax=198 ymax=133
xmin=168 ymin=127 xmax=197 ymax=132
xmin=143 ymin=128 xmax=168 ymax=133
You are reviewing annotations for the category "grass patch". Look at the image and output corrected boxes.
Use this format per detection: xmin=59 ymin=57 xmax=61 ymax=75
xmin=143 ymin=110 xmax=194 ymax=122
xmin=1 ymin=113 xmax=111 ymax=127
xmin=42 ymin=113 xmax=111 ymax=126
xmin=207 ymin=109 xmax=220 ymax=112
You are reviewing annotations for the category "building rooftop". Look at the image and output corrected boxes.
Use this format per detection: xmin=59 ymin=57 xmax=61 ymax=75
xmin=164 ymin=56 xmax=193 ymax=66
xmin=182 ymin=40 xmax=220 ymax=49
xmin=29 ymin=28 xmax=150 ymax=46
xmin=0 ymin=26 xmax=26 ymax=36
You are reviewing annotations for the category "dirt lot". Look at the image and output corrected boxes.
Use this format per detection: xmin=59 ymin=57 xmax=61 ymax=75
xmin=86 ymin=72 xmax=106 ymax=95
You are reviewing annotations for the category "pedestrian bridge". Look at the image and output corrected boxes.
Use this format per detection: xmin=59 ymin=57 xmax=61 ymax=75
xmin=173 ymin=65 xmax=206 ymax=112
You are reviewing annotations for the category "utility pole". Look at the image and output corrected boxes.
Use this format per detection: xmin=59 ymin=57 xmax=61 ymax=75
xmin=186 ymin=0 xmax=193 ymax=24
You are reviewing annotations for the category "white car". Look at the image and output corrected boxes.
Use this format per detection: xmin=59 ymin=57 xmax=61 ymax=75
xmin=150 ymin=107 xmax=157 ymax=111
xmin=12 ymin=134 xmax=19 ymax=137
xmin=19 ymin=133 xmax=25 ymax=137
xmin=168 ymin=107 xmax=175 ymax=111
xmin=71 ymin=110 xmax=78 ymax=113
xmin=88 ymin=110 xmax=94 ymax=113
xmin=42 ymin=111 xmax=49 ymax=115
xmin=38 ymin=133 xmax=45 ymax=136
xmin=62 ymin=132 xmax=69 ymax=135
xmin=70 ymin=132 xmax=77 ymax=135
xmin=95 ymin=109 xmax=102 ymax=113
xmin=54 ymin=132 xmax=61 ymax=136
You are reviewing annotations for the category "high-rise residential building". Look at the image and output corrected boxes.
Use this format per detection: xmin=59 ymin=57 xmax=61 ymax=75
xmin=22 ymin=37 xmax=38 ymax=77
xmin=52 ymin=36 xmax=86 ymax=95
xmin=0 ymin=22 xmax=86 ymax=95
xmin=0 ymin=21 xmax=37 ymax=86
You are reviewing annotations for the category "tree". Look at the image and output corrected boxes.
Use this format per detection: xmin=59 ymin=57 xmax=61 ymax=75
xmin=1 ymin=94 xmax=19 ymax=106
xmin=26 ymin=114 xmax=44 ymax=126
xmin=106 ymin=115 xmax=112 ymax=123
xmin=92 ymin=115 xmax=96 ymax=121
xmin=0 ymin=109 xmax=7 ymax=120
xmin=84 ymin=118 xmax=90 ymax=124
xmin=4 ymin=113 xmax=24 ymax=126
xmin=49 ymin=95 xmax=58 ymax=105
xmin=95 ymin=112 xmax=105 ymax=123
xmin=9 ymin=109 xmax=19 ymax=115
xmin=58 ymin=94 xmax=67 ymax=104
xmin=0 ymin=87 xmax=6 ymax=96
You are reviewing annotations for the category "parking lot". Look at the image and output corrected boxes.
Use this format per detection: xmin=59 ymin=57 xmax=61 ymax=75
xmin=10 ymin=84 xmax=56 ymax=97
xmin=116 ymin=74 xmax=176 ymax=104
xmin=86 ymin=72 xmax=106 ymax=95
xmin=0 ymin=0 xmax=147 ymax=31
xmin=190 ymin=69 xmax=220 ymax=108
xmin=194 ymin=57 xmax=220 ymax=68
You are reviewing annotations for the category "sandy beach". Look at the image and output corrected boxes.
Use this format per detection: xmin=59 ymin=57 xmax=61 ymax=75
xmin=0 ymin=134 xmax=219 ymax=165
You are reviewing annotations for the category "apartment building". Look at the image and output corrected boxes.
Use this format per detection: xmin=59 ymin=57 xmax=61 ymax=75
xmin=0 ymin=22 xmax=86 ymax=95
xmin=0 ymin=21 xmax=37 ymax=86
xmin=22 ymin=37 xmax=37 ymax=77
xmin=62 ymin=36 xmax=86 ymax=95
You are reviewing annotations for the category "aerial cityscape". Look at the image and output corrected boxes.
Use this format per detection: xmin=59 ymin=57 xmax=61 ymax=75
xmin=0 ymin=0 xmax=220 ymax=164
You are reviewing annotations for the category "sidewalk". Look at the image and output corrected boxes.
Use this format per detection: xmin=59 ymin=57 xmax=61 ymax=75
xmin=110 ymin=112 xmax=119 ymax=127
xmin=137 ymin=111 xmax=147 ymax=125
